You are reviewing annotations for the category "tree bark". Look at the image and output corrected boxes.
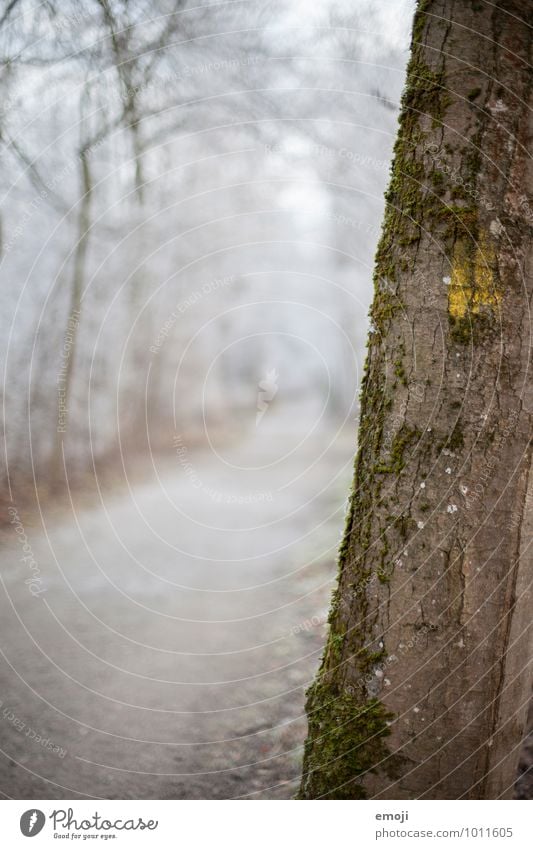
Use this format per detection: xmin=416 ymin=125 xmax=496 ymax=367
xmin=300 ymin=0 xmax=533 ymax=800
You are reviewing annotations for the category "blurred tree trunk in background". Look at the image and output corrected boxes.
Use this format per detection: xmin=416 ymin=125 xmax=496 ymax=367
xmin=300 ymin=0 xmax=533 ymax=800
xmin=51 ymin=149 xmax=93 ymax=484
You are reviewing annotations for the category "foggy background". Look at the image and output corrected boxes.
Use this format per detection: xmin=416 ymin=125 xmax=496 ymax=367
xmin=0 ymin=0 xmax=412 ymax=799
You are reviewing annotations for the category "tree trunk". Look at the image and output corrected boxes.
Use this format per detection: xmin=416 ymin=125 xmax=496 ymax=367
xmin=51 ymin=152 xmax=92 ymax=483
xmin=300 ymin=0 xmax=533 ymax=800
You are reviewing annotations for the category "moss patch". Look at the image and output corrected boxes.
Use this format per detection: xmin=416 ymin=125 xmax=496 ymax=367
xmin=299 ymin=685 xmax=395 ymax=799
xmin=375 ymin=425 xmax=421 ymax=475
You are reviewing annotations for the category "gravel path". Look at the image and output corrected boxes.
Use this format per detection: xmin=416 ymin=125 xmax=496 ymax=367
xmin=0 ymin=406 xmax=355 ymax=799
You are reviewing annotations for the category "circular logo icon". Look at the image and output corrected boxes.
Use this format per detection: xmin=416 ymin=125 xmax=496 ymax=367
xmin=20 ymin=810 xmax=45 ymax=837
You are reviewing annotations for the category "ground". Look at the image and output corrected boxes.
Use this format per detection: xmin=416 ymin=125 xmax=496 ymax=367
xmin=0 ymin=403 xmax=355 ymax=799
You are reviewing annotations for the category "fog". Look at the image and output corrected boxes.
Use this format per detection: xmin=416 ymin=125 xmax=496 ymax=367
xmin=1 ymin=0 xmax=413 ymax=485
xmin=0 ymin=0 xmax=413 ymax=799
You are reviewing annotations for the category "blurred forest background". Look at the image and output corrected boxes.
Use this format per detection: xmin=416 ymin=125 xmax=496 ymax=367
xmin=1 ymin=0 xmax=413 ymax=496
xmin=0 ymin=0 xmax=423 ymax=799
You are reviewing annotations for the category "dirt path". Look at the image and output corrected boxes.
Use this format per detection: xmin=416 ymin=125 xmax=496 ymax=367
xmin=0 ymin=406 xmax=355 ymax=799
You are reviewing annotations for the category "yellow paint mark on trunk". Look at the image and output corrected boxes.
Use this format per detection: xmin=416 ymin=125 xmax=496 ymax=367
xmin=448 ymin=232 xmax=501 ymax=320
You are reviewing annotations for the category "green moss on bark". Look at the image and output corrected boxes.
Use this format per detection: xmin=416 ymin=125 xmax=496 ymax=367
xmin=299 ymin=685 xmax=394 ymax=799
xmin=375 ymin=425 xmax=421 ymax=475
